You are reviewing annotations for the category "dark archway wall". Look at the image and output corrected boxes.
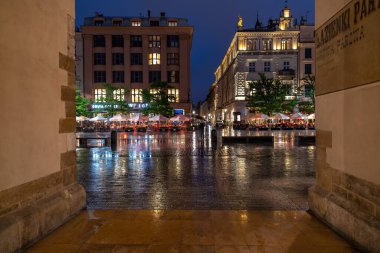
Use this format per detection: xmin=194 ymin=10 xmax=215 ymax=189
xmin=0 ymin=1 xmax=85 ymax=252
xmin=310 ymin=0 xmax=380 ymax=252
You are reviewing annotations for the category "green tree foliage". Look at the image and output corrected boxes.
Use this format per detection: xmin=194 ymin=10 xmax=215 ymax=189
xmin=295 ymin=75 xmax=315 ymax=114
xmin=282 ymin=99 xmax=299 ymax=114
xmin=76 ymin=90 xmax=91 ymax=116
xmin=141 ymin=82 xmax=174 ymax=117
xmin=302 ymin=74 xmax=315 ymax=107
xmin=246 ymin=73 xmax=290 ymax=116
xmin=93 ymin=83 xmax=130 ymax=117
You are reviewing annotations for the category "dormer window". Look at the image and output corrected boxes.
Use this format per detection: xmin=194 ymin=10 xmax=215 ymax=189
xmin=150 ymin=20 xmax=159 ymax=26
xmin=113 ymin=20 xmax=122 ymax=26
xmin=94 ymin=20 xmax=104 ymax=26
xmin=131 ymin=21 xmax=141 ymax=27
xmin=168 ymin=21 xmax=178 ymax=27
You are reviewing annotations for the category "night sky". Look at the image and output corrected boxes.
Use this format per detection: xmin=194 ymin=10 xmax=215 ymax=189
xmin=76 ymin=0 xmax=315 ymax=104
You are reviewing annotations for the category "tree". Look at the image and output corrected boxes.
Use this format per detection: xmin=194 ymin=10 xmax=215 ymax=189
xmin=296 ymin=75 xmax=315 ymax=114
xmin=93 ymin=83 xmax=130 ymax=117
xmin=282 ymin=99 xmax=299 ymax=114
xmin=76 ymin=89 xmax=91 ymax=116
xmin=141 ymin=82 xmax=175 ymax=117
xmin=246 ymin=73 xmax=290 ymax=116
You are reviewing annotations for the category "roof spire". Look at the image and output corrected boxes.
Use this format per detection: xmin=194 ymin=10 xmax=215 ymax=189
xmin=285 ymin=0 xmax=288 ymax=7
xmin=255 ymin=11 xmax=262 ymax=30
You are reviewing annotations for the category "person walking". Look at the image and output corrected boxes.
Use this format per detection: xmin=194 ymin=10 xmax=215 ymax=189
xmin=199 ymin=121 xmax=205 ymax=139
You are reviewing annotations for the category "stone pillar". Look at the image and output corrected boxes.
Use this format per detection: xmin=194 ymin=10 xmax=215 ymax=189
xmin=179 ymin=34 xmax=190 ymax=103
xmin=142 ymin=35 xmax=149 ymax=89
xmin=309 ymin=1 xmax=380 ymax=252
xmin=124 ymin=35 xmax=131 ymax=94
xmin=105 ymin=35 xmax=113 ymax=83
xmin=0 ymin=1 xmax=86 ymax=252
xmin=161 ymin=35 xmax=168 ymax=82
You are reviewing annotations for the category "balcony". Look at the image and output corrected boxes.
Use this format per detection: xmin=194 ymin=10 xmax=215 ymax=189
xmin=277 ymin=69 xmax=295 ymax=80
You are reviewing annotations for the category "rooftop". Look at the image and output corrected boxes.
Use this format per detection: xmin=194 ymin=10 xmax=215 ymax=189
xmin=83 ymin=11 xmax=190 ymax=27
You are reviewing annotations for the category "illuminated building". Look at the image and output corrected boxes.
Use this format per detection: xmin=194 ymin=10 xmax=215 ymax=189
xmin=77 ymin=11 xmax=193 ymax=114
xmin=206 ymin=5 xmax=315 ymax=124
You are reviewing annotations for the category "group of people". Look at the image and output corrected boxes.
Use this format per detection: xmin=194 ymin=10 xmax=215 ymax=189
xmin=233 ymin=121 xmax=315 ymax=130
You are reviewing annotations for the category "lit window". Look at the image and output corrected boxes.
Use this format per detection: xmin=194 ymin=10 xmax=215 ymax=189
xmin=248 ymin=62 xmax=256 ymax=72
xmin=113 ymin=89 xmax=125 ymax=101
xmin=131 ymin=89 xmax=143 ymax=103
xmin=168 ymin=21 xmax=178 ymax=27
xmin=281 ymin=39 xmax=292 ymax=50
xmin=149 ymin=53 xmax=161 ymax=65
xmin=131 ymin=21 xmax=141 ymax=27
xmin=168 ymin=89 xmax=179 ymax=102
xmin=149 ymin=35 xmax=161 ymax=48
xmin=150 ymin=89 xmax=159 ymax=94
xmin=94 ymin=89 xmax=106 ymax=102
xmin=284 ymin=9 xmax=290 ymax=18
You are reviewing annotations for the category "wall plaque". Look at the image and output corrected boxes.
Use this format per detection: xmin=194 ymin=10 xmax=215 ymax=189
xmin=316 ymin=0 xmax=380 ymax=95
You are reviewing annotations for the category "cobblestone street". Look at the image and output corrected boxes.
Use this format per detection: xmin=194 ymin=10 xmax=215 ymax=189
xmin=77 ymin=130 xmax=316 ymax=210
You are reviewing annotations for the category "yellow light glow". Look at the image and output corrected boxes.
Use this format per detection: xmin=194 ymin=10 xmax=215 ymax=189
xmin=238 ymin=44 xmax=246 ymax=51
xmin=237 ymin=16 xmax=243 ymax=28
xmin=284 ymin=9 xmax=290 ymax=18
xmin=238 ymin=38 xmax=246 ymax=51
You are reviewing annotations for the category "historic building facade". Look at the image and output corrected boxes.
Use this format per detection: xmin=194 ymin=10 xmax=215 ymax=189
xmin=78 ymin=11 xmax=193 ymax=114
xmin=206 ymin=5 xmax=315 ymax=124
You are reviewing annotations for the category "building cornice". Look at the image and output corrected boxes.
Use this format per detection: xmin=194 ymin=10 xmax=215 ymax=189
xmin=81 ymin=26 xmax=194 ymax=36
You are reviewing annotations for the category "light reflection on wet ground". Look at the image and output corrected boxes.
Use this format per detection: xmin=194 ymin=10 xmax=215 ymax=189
xmin=77 ymin=129 xmax=315 ymax=210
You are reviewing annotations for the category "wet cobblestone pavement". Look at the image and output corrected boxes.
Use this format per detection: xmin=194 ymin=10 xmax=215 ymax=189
xmin=77 ymin=130 xmax=316 ymax=210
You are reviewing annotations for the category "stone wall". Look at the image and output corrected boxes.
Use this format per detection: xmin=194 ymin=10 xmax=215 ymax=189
xmin=0 ymin=1 xmax=85 ymax=252
xmin=310 ymin=1 xmax=380 ymax=252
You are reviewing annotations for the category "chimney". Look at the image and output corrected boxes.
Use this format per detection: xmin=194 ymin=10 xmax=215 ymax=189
xmin=147 ymin=10 xmax=151 ymax=17
xmin=160 ymin=12 xmax=166 ymax=17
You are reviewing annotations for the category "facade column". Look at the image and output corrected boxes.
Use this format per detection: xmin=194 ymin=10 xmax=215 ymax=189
xmin=142 ymin=35 xmax=149 ymax=89
xmin=179 ymin=34 xmax=190 ymax=103
xmin=161 ymin=35 xmax=168 ymax=82
xmin=105 ymin=35 xmax=112 ymax=83
xmin=123 ymin=35 xmax=131 ymax=103
xmin=83 ymin=34 xmax=93 ymax=98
